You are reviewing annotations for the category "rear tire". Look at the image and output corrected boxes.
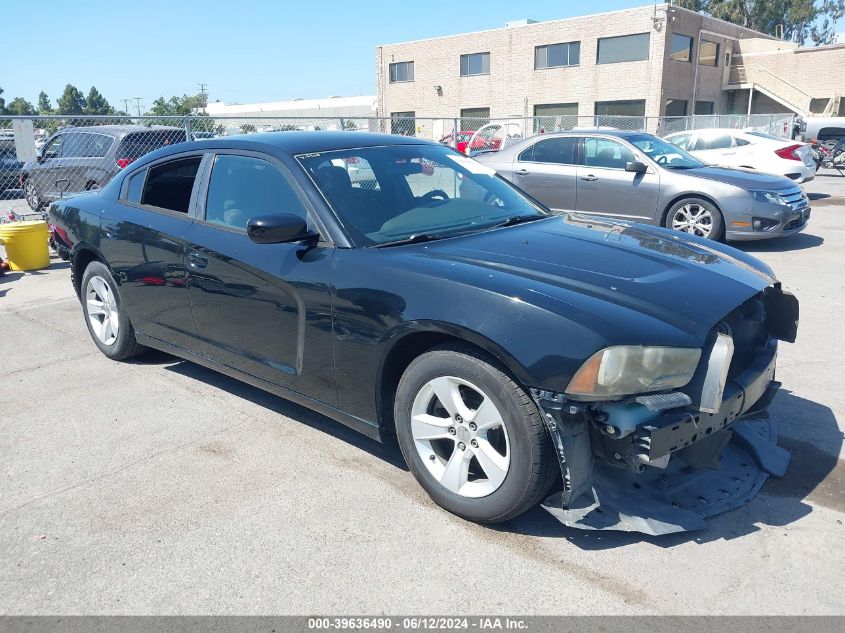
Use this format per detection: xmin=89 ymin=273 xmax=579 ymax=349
xmin=664 ymin=197 xmax=723 ymax=241
xmin=80 ymin=261 xmax=146 ymax=361
xmin=24 ymin=179 xmax=43 ymax=211
xmin=394 ymin=344 xmax=557 ymax=523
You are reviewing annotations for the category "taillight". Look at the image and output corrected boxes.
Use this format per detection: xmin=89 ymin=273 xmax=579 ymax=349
xmin=775 ymin=144 xmax=802 ymax=161
xmin=116 ymin=157 xmax=135 ymax=169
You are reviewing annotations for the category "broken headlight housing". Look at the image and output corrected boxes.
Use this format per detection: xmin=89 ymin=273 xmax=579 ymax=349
xmin=566 ymin=346 xmax=701 ymax=399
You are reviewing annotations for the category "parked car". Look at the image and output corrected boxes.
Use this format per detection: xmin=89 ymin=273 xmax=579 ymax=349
xmin=664 ymin=128 xmax=816 ymax=183
xmin=0 ymin=138 xmax=24 ymax=198
xmin=796 ymin=116 xmax=845 ymax=143
xmin=476 ymin=131 xmax=810 ymax=241
xmin=49 ymin=132 xmax=798 ymax=534
xmin=21 ymin=125 xmax=187 ymax=211
xmin=439 ymin=130 xmax=501 ymax=154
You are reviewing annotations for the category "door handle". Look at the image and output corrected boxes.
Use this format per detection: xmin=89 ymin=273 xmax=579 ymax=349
xmin=580 ymin=174 xmax=598 ymax=182
xmin=187 ymin=252 xmax=208 ymax=269
xmin=514 ymin=169 xmax=529 ymax=176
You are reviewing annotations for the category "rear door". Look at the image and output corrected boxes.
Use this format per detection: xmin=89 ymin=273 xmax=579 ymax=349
xmin=182 ymin=151 xmax=336 ymax=404
xmin=508 ymin=136 xmax=579 ymax=211
xmin=98 ymin=152 xmax=205 ymax=354
xmin=575 ymin=136 xmax=660 ymax=223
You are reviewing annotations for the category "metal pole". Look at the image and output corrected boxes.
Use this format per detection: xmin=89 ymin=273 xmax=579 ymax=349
xmin=184 ymin=115 xmax=192 ymax=141
xmin=748 ymin=85 xmax=754 ymax=116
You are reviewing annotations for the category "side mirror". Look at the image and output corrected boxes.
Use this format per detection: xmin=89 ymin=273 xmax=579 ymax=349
xmin=625 ymin=160 xmax=648 ymax=174
xmin=247 ymin=214 xmax=318 ymax=245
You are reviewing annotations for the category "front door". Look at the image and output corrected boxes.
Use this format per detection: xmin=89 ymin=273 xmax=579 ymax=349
xmin=575 ymin=136 xmax=660 ymax=223
xmin=509 ymin=136 xmax=579 ymax=211
xmin=183 ymin=152 xmax=336 ymax=405
xmin=99 ymin=154 xmax=204 ymax=354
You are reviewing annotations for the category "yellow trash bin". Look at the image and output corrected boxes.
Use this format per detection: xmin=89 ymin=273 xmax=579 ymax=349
xmin=0 ymin=220 xmax=51 ymax=271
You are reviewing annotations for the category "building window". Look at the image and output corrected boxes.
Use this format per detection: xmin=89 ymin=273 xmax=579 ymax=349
xmin=594 ymin=100 xmax=646 ymax=117
xmin=665 ymin=99 xmax=688 ymax=116
xmin=460 ymin=107 xmax=490 ymax=130
xmin=390 ymin=111 xmax=416 ymax=136
xmin=535 ymin=42 xmax=580 ymax=69
xmin=699 ymin=40 xmax=719 ymax=66
xmin=388 ymin=61 xmax=414 ymax=83
xmin=669 ymin=34 xmax=693 ymax=62
xmin=695 ymin=100 xmax=715 ymax=115
xmin=533 ymin=103 xmax=578 ymax=132
xmin=596 ymin=33 xmax=650 ymax=64
xmin=460 ymin=52 xmax=490 ymax=76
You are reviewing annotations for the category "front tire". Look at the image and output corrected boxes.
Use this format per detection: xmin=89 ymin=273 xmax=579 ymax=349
xmin=24 ymin=179 xmax=43 ymax=211
xmin=394 ymin=344 xmax=557 ymax=523
xmin=664 ymin=197 xmax=723 ymax=241
xmin=81 ymin=261 xmax=146 ymax=360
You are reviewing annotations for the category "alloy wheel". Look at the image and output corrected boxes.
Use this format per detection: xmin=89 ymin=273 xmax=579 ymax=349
xmin=24 ymin=181 xmax=40 ymax=210
xmin=85 ymin=275 xmax=120 ymax=346
xmin=671 ymin=203 xmax=714 ymax=238
xmin=410 ymin=375 xmax=510 ymax=498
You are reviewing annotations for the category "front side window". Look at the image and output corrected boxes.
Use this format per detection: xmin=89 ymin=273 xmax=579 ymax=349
xmin=535 ymin=42 xmax=580 ymax=69
xmin=583 ymin=138 xmax=636 ymax=169
xmin=205 ymin=154 xmax=308 ymax=230
xmin=42 ymin=135 xmax=65 ymax=159
xmin=699 ymin=40 xmax=719 ymax=66
xmin=76 ymin=133 xmax=114 ymax=158
xmin=140 ymin=156 xmax=201 ymax=213
xmin=670 ymin=33 xmax=693 ymax=62
xmin=519 ymin=137 xmax=579 ymax=165
xmin=628 ymin=134 xmax=704 ymax=169
xmin=298 ymin=145 xmax=547 ymax=246
xmin=597 ymin=33 xmax=650 ymax=64
xmin=389 ymin=61 xmax=414 ymax=83
xmin=460 ymin=52 xmax=490 ymax=76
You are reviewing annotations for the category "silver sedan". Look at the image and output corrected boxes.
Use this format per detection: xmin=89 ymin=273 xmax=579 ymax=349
xmin=475 ymin=130 xmax=810 ymax=241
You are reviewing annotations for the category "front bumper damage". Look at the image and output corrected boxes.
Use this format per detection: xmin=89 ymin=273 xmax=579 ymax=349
xmin=532 ymin=287 xmax=798 ymax=536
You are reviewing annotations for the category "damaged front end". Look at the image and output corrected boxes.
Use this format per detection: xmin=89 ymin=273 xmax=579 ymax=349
xmin=531 ymin=285 xmax=798 ymax=535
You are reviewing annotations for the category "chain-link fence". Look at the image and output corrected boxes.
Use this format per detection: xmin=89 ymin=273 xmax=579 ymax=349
xmin=1 ymin=112 xmax=796 ymax=212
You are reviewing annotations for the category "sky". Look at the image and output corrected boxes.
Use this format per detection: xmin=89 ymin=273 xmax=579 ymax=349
xmin=3 ymin=0 xmax=843 ymax=112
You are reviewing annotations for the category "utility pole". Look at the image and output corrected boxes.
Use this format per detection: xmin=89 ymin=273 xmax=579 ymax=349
xmin=133 ymin=97 xmax=143 ymax=116
xmin=198 ymin=83 xmax=208 ymax=114
xmin=122 ymin=99 xmax=131 ymax=115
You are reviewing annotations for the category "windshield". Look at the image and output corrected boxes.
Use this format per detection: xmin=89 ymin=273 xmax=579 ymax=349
xmin=629 ymin=134 xmax=704 ymax=169
xmin=298 ymin=144 xmax=548 ymax=246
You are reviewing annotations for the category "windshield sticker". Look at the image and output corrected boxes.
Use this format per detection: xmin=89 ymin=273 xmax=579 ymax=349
xmin=446 ymin=154 xmax=496 ymax=176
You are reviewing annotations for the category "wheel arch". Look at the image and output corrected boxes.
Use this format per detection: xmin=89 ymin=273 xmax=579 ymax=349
xmin=70 ymin=245 xmax=107 ymax=298
xmin=661 ymin=193 xmax=725 ymax=237
xmin=376 ymin=323 xmax=534 ymax=438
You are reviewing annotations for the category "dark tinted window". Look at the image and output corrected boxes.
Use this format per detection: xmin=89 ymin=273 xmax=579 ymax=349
xmin=597 ymin=33 xmax=649 ymax=64
xmin=695 ymin=135 xmax=733 ymax=150
xmin=665 ymin=99 xmax=687 ymax=116
xmin=694 ymin=100 xmax=715 ymax=115
xmin=669 ymin=34 xmax=693 ymax=62
xmin=118 ymin=130 xmax=187 ymax=161
xmin=520 ymin=137 xmax=579 ymax=165
xmin=460 ymin=52 xmax=490 ymax=76
xmin=141 ymin=157 xmax=201 ymax=213
xmin=205 ymin=155 xmax=307 ymax=230
xmin=125 ymin=170 xmax=145 ymax=203
xmin=818 ymin=127 xmax=845 ymax=142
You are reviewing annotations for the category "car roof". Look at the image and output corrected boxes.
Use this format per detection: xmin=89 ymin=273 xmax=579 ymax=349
xmin=166 ymin=131 xmax=439 ymax=155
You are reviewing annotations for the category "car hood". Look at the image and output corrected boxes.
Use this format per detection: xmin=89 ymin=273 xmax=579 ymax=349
xmin=412 ymin=216 xmax=776 ymax=343
xmin=673 ymin=165 xmax=795 ymax=190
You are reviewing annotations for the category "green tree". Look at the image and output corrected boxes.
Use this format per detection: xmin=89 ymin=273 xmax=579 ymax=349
xmin=37 ymin=91 xmax=53 ymax=114
xmin=0 ymin=86 xmax=5 ymax=114
xmin=240 ymin=123 xmax=257 ymax=133
xmin=5 ymin=97 xmax=36 ymax=115
xmin=146 ymin=93 xmax=208 ymax=117
xmin=675 ymin=0 xmax=845 ymax=45
xmin=56 ymin=84 xmax=86 ymax=115
xmin=83 ymin=86 xmax=113 ymax=115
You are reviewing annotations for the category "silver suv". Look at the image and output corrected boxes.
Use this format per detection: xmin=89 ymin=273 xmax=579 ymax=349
xmin=22 ymin=125 xmax=186 ymax=210
xmin=476 ymin=130 xmax=810 ymax=241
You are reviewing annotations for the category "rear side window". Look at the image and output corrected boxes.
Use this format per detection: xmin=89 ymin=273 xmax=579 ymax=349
xmin=118 ymin=130 xmax=188 ymax=162
xmin=141 ymin=157 xmax=201 ymax=213
xmin=695 ymin=135 xmax=733 ymax=150
xmin=125 ymin=170 xmax=146 ymax=203
xmin=520 ymin=137 xmax=579 ymax=165
xmin=204 ymin=154 xmax=308 ymax=230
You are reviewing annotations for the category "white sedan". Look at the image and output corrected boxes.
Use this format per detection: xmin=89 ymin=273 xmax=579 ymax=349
xmin=664 ymin=128 xmax=816 ymax=184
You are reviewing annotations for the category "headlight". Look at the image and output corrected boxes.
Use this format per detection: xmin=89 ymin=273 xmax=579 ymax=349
xmin=566 ymin=346 xmax=701 ymax=398
xmin=751 ymin=190 xmax=787 ymax=206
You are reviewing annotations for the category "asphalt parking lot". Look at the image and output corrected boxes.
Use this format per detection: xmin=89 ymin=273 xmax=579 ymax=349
xmin=1 ymin=173 xmax=844 ymax=615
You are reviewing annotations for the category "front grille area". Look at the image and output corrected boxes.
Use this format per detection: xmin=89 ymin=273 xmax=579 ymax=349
xmin=780 ymin=186 xmax=809 ymax=213
xmin=784 ymin=216 xmax=807 ymax=231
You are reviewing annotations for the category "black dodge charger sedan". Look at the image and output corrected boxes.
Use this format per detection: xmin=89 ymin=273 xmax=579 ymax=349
xmin=50 ymin=132 xmax=798 ymax=534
